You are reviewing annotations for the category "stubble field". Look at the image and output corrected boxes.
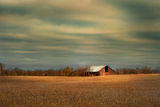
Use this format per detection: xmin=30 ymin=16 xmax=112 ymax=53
xmin=0 ymin=74 xmax=160 ymax=107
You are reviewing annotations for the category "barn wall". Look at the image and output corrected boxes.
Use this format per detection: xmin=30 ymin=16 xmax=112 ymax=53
xmin=99 ymin=67 xmax=114 ymax=76
xmin=85 ymin=72 xmax=99 ymax=76
xmin=99 ymin=68 xmax=106 ymax=76
xmin=106 ymin=68 xmax=113 ymax=75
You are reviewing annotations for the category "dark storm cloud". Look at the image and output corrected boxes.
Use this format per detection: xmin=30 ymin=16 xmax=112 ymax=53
xmin=106 ymin=0 xmax=160 ymax=22
xmin=0 ymin=5 xmax=29 ymax=15
xmin=123 ymin=3 xmax=159 ymax=21
xmin=133 ymin=32 xmax=160 ymax=41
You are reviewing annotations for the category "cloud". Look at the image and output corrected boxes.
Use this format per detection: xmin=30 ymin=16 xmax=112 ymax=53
xmin=11 ymin=51 xmax=37 ymax=54
xmin=0 ymin=0 xmax=160 ymax=68
xmin=0 ymin=4 xmax=30 ymax=15
xmin=132 ymin=32 xmax=160 ymax=41
xmin=0 ymin=34 xmax=33 ymax=42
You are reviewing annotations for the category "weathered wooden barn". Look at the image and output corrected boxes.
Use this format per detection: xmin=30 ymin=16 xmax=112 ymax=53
xmin=85 ymin=65 xmax=114 ymax=76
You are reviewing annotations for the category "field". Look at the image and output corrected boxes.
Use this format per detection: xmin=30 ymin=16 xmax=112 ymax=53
xmin=0 ymin=74 xmax=160 ymax=107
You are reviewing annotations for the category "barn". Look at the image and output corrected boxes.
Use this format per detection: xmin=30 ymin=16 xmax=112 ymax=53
xmin=85 ymin=65 xmax=114 ymax=76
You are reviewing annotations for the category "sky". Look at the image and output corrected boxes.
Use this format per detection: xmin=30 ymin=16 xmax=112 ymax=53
xmin=0 ymin=0 xmax=160 ymax=69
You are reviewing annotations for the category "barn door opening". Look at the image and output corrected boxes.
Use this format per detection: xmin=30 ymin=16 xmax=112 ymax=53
xmin=105 ymin=66 xmax=108 ymax=72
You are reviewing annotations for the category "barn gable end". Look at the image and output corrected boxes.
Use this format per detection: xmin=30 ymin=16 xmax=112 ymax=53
xmin=86 ymin=65 xmax=114 ymax=76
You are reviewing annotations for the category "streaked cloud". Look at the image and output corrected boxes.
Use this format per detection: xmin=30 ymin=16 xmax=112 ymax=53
xmin=0 ymin=0 xmax=160 ymax=69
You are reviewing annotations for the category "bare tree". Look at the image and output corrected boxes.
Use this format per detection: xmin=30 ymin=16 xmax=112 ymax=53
xmin=0 ymin=63 xmax=4 ymax=76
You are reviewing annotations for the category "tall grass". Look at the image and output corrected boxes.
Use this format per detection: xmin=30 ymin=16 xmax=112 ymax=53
xmin=0 ymin=74 xmax=160 ymax=107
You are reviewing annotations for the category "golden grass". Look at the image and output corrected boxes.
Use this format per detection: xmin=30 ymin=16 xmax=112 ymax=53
xmin=0 ymin=74 xmax=160 ymax=107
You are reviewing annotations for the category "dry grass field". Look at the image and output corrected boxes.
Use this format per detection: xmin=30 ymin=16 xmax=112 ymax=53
xmin=0 ymin=74 xmax=160 ymax=107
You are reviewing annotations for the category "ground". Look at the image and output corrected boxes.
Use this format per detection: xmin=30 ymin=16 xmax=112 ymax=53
xmin=0 ymin=74 xmax=160 ymax=107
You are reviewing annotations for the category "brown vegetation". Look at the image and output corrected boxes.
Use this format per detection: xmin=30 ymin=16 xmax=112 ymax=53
xmin=0 ymin=74 xmax=160 ymax=107
xmin=115 ymin=67 xmax=160 ymax=74
xmin=0 ymin=67 xmax=88 ymax=76
xmin=0 ymin=63 xmax=159 ymax=76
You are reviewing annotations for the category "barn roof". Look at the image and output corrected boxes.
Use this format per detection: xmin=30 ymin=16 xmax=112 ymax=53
xmin=89 ymin=65 xmax=105 ymax=72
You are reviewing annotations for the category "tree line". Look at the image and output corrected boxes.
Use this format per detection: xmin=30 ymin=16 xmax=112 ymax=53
xmin=0 ymin=63 xmax=159 ymax=76
xmin=114 ymin=67 xmax=160 ymax=74
xmin=0 ymin=63 xmax=88 ymax=76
